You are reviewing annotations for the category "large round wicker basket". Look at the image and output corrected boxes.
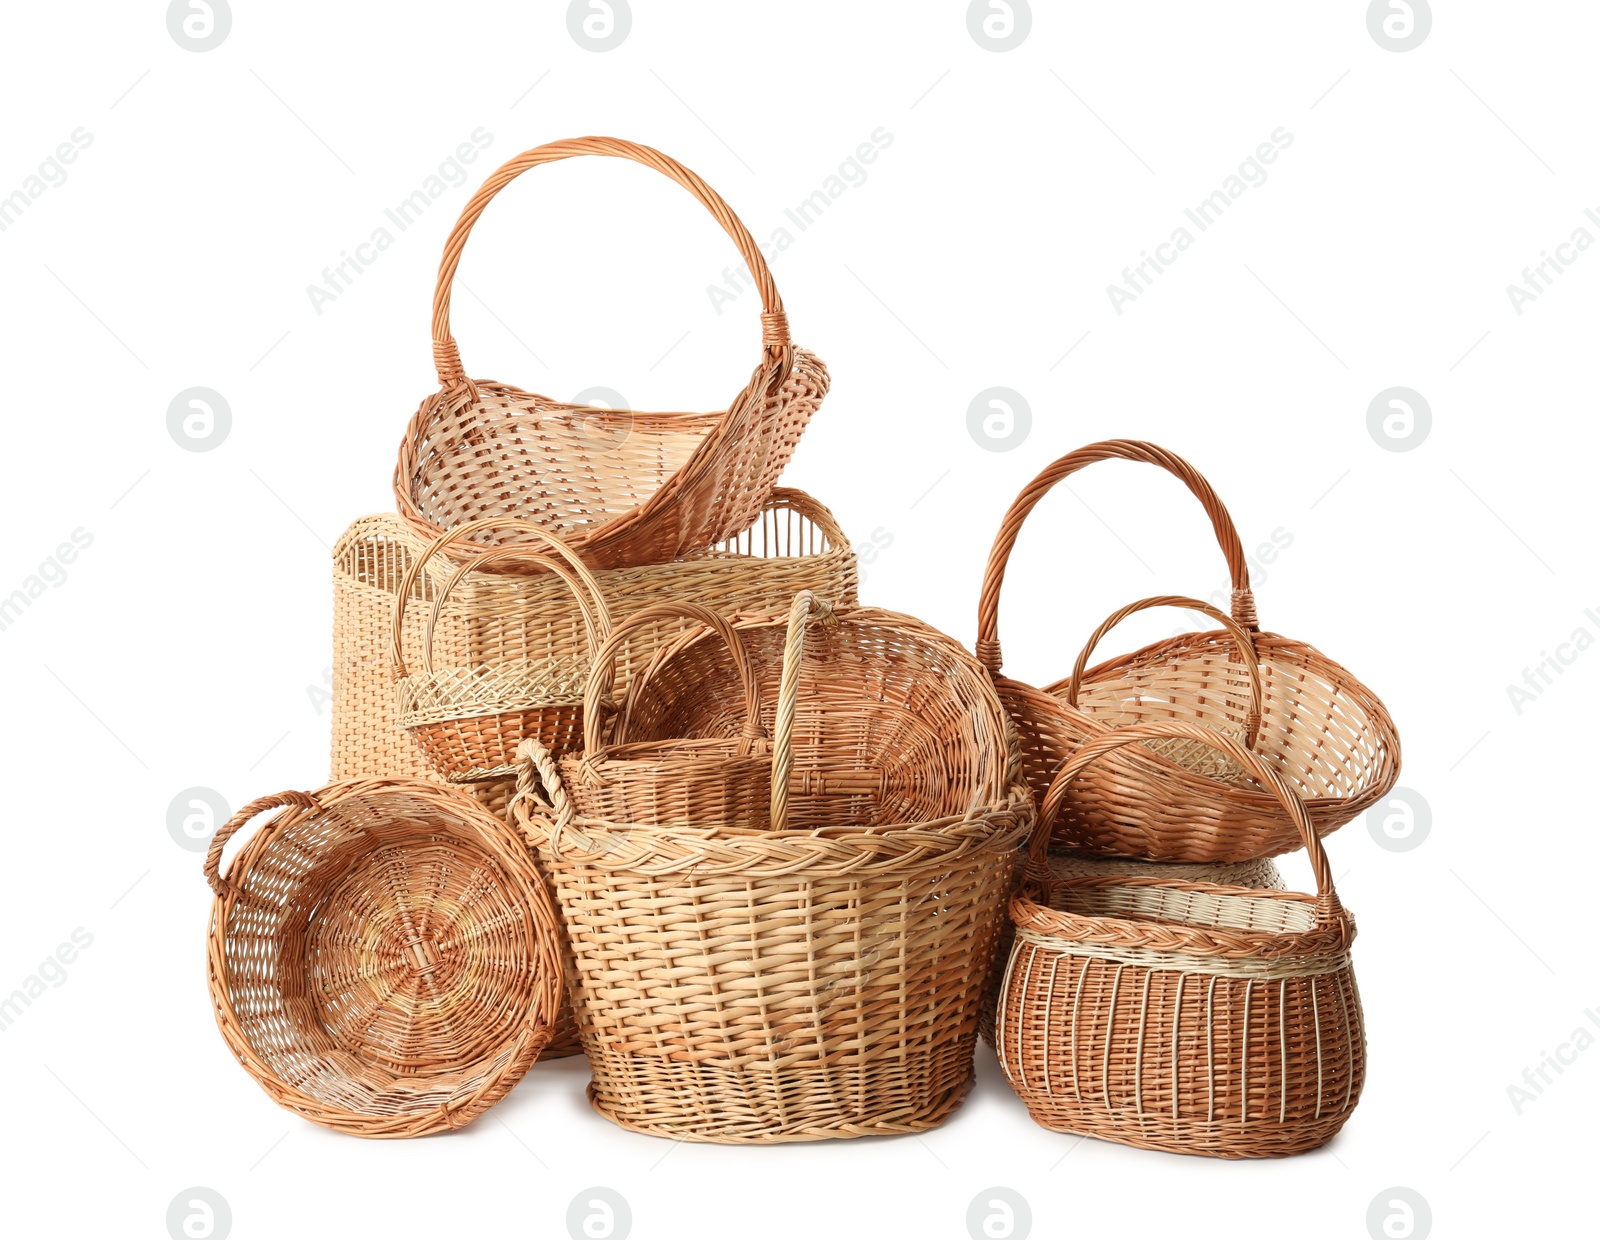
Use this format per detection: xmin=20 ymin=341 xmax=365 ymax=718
xmin=510 ymin=591 xmax=1031 ymax=1142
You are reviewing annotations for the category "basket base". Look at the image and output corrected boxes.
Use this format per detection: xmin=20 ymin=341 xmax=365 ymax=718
xmin=585 ymin=1070 xmax=975 ymax=1145
xmin=1015 ymin=1097 xmax=1355 ymax=1159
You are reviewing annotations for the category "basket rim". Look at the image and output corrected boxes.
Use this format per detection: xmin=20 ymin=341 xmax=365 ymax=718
xmin=1010 ymin=874 xmax=1355 ymax=961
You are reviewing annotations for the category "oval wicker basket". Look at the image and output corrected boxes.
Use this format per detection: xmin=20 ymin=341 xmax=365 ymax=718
xmin=995 ymin=722 xmax=1365 ymax=1159
xmin=204 ymin=782 xmax=563 ymax=1138
xmin=512 ymin=592 xmax=1030 ymax=1145
xmin=394 ymin=136 xmax=828 ymax=571
xmin=391 ymin=519 xmax=613 ymax=783
xmin=976 ymin=439 xmax=1400 ymax=861
xmin=331 ymin=488 xmax=859 ymax=787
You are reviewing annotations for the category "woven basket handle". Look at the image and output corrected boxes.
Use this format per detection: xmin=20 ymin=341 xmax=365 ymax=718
xmin=976 ymin=440 xmax=1257 ymax=676
xmin=1063 ymin=595 xmax=1263 ymax=751
xmin=390 ymin=517 xmax=606 ymax=678
xmin=420 ymin=548 xmax=613 ymax=676
xmin=1034 ymin=723 xmax=1337 ymax=905
xmin=770 ymin=590 xmax=839 ymax=831
xmin=430 ymin=136 xmax=791 ymax=394
xmin=585 ymin=601 xmax=765 ymax=759
xmin=203 ymin=790 xmax=321 ymax=898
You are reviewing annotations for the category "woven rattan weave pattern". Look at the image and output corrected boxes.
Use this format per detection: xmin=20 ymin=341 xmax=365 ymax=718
xmin=331 ymin=489 xmax=859 ymax=785
xmin=995 ymin=722 xmax=1365 ymax=1158
xmin=394 ymin=137 xmax=827 ymax=570
xmin=976 ymin=439 xmax=1400 ymax=861
xmin=204 ymin=781 xmax=563 ymax=1138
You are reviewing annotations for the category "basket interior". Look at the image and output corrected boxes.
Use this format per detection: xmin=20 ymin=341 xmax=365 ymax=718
xmin=620 ymin=620 xmax=1008 ymax=827
xmin=1064 ymin=630 xmax=1391 ymax=801
xmin=407 ymin=387 xmax=722 ymax=539
xmin=221 ymin=791 xmax=539 ymax=1116
xmin=1056 ymin=881 xmax=1317 ymax=937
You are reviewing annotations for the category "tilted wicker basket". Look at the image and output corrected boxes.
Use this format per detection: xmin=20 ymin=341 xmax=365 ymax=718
xmin=204 ymin=782 xmax=564 ymax=1138
xmin=510 ymin=591 xmax=1032 ymax=1143
xmin=331 ymin=488 xmax=859 ymax=786
xmin=394 ymin=136 xmax=828 ymax=571
xmin=976 ymin=439 xmax=1400 ymax=861
xmin=995 ymin=722 xmax=1365 ymax=1158
xmin=391 ymin=519 xmax=613 ymax=783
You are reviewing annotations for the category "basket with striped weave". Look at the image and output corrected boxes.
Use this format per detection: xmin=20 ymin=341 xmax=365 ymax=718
xmin=995 ymin=722 xmax=1365 ymax=1159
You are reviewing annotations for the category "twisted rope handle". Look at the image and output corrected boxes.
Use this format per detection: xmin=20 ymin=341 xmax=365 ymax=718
xmin=514 ymin=736 xmax=573 ymax=833
xmin=1063 ymin=595 xmax=1264 ymax=751
xmin=975 ymin=440 xmax=1258 ymax=676
xmin=390 ymin=517 xmax=607 ymax=678
xmin=1034 ymin=723 xmax=1339 ymax=915
xmin=421 ymin=547 xmax=613 ymax=675
xmin=585 ymin=601 xmax=765 ymax=759
xmin=430 ymin=136 xmax=791 ymax=396
xmin=770 ymin=590 xmax=838 ymax=831
xmin=203 ymin=790 xmax=321 ymax=898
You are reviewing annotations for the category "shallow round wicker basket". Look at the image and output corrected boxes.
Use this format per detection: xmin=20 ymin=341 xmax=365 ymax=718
xmin=394 ymin=136 xmax=828 ymax=571
xmin=995 ymin=723 xmax=1365 ymax=1159
xmin=391 ymin=519 xmax=613 ymax=783
xmin=976 ymin=439 xmax=1400 ymax=861
xmin=204 ymin=781 xmax=563 ymax=1138
xmin=331 ymin=488 xmax=858 ymax=787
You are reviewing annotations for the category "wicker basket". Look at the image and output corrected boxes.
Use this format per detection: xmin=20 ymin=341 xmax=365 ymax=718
xmin=978 ymin=848 xmax=1285 ymax=1047
xmin=976 ymin=439 xmax=1400 ymax=861
xmin=394 ymin=136 xmax=828 ymax=571
xmin=618 ymin=592 xmax=1018 ymax=827
xmin=331 ymin=488 xmax=858 ymax=785
xmin=391 ymin=519 xmax=613 ymax=783
xmin=204 ymin=782 xmax=563 ymax=1138
xmin=510 ymin=591 xmax=1032 ymax=1142
xmin=995 ymin=722 xmax=1365 ymax=1159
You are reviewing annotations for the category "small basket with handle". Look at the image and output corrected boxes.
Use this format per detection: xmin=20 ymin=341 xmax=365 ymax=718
xmin=391 ymin=517 xmax=613 ymax=783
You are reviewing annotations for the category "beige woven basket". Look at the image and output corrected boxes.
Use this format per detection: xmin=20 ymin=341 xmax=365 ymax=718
xmin=204 ymin=782 xmax=564 ymax=1138
xmin=391 ymin=519 xmax=613 ymax=783
xmin=995 ymin=723 xmax=1365 ymax=1159
xmin=394 ymin=136 xmax=828 ymax=571
xmin=510 ymin=590 xmax=1032 ymax=1142
xmin=331 ymin=488 xmax=859 ymax=786
xmin=976 ymin=439 xmax=1400 ymax=862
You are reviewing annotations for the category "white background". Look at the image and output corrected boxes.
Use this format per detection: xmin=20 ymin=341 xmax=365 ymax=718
xmin=1 ymin=1 xmax=1595 ymax=1237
